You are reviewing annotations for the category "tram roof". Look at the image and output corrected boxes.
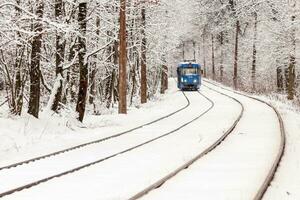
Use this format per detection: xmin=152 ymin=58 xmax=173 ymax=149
xmin=178 ymin=62 xmax=201 ymax=68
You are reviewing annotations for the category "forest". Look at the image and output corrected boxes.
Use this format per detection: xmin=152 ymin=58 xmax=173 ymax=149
xmin=0 ymin=0 xmax=299 ymax=121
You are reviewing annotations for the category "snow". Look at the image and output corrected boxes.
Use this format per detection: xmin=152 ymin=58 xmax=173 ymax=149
xmin=0 ymin=79 xmax=299 ymax=200
xmin=44 ymin=74 xmax=63 ymax=114
xmin=262 ymin=99 xmax=300 ymax=200
xmin=0 ymin=80 xmax=187 ymax=166
xmin=0 ymin=81 xmax=241 ymax=200
xmin=142 ymin=81 xmax=282 ymax=200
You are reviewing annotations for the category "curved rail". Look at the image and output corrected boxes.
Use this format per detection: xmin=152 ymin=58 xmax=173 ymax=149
xmin=203 ymin=79 xmax=286 ymax=200
xmin=0 ymin=90 xmax=214 ymax=198
xmin=129 ymin=85 xmax=244 ymax=200
xmin=0 ymin=82 xmax=190 ymax=171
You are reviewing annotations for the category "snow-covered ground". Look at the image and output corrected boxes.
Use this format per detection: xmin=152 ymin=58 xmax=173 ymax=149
xmin=0 ymin=79 xmax=299 ymax=200
xmin=0 ymin=82 xmax=241 ymax=200
xmin=200 ymin=81 xmax=300 ymax=200
xmin=0 ymin=80 xmax=187 ymax=166
xmin=142 ymin=81 xmax=282 ymax=200
xmin=262 ymin=98 xmax=300 ymax=200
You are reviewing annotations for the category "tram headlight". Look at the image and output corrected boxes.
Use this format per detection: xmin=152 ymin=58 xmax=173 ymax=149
xmin=193 ymin=79 xmax=197 ymax=83
xmin=181 ymin=77 xmax=184 ymax=82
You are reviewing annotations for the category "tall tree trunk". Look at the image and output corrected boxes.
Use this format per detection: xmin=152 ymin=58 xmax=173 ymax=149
xmin=233 ymin=20 xmax=239 ymax=89
xmin=51 ymin=0 xmax=65 ymax=111
xmin=287 ymin=3 xmax=296 ymax=100
xmin=141 ymin=6 xmax=147 ymax=104
xmin=76 ymin=2 xmax=88 ymax=122
xmin=211 ymin=34 xmax=215 ymax=80
xmin=202 ymin=33 xmax=207 ymax=78
xmin=118 ymin=0 xmax=127 ymax=114
xmin=28 ymin=0 xmax=44 ymax=118
xmin=14 ymin=0 xmax=24 ymax=115
xmin=220 ymin=31 xmax=224 ymax=82
xmin=251 ymin=12 xmax=258 ymax=92
xmin=89 ymin=16 xmax=100 ymax=105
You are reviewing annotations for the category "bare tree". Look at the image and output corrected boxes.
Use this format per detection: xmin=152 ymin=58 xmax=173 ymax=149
xmin=28 ymin=0 xmax=44 ymax=118
xmin=76 ymin=1 xmax=88 ymax=122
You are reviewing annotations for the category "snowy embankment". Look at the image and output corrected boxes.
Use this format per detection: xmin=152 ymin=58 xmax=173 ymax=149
xmin=0 ymin=80 xmax=186 ymax=166
xmin=262 ymin=98 xmax=300 ymax=200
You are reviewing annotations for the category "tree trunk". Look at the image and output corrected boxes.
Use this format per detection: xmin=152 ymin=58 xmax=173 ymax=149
xmin=160 ymin=65 xmax=168 ymax=94
xmin=89 ymin=16 xmax=100 ymax=105
xmin=233 ymin=20 xmax=239 ymax=89
xmin=118 ymin=0 xmax=127 ymax=114
xmin=220 ymin=31 xmax=224 ymax=82
xmin=13 ymin=0 xmax=24 ymax=115
xmin=76 ymin=2 xmax=88 ymax=122
xmin=251 ymin=12 xmax=258 ymax=92
xmin=211 ymin=34 xmax=215 ymax=80
xmin=287 ymin=3 xmax=296 ymax=100
xmin=52 ymin=0 xmax=65 ymax=111
xmin=106 ymin=69 xmax=116 ymax=108
xmin=202 ymin=33 xmax=207 ymax=78
xmin=141 ymin=6 xmax=147 ymax=104
xmin=28 ymin=0 xmax=44 ymax=118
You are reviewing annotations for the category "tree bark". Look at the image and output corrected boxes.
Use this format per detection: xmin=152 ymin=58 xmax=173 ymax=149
xmin=76 ymin=2 xmax=88 ymax=122
xmin=211 ymin=34 xmax=215 ymax=80
xmin=89 ymin=16 xmax=100 ymax=105
xmin=251 ymin=12 xmax=258 ymax=92
xmin=13 ymin=0 xmax=24 ymax=115
xmin=28 ymin=0 xmax=44 ymax=118
xmin=202 ymin=33 xmax=207 ymax=78
xmin=52 ymin=0 xmax=65 ymax=111
xmin=219 ymin=31 xmax=224 ymax=82
xmin=141 ymin=6 xmax=147 ymax=104
xmin=160 ymin=65 xmax=168 ymax=94
xmin=287 ymin=3 xmax=296 ymax=100
xmin=233 ymin=20 xmax=239 ymax=89
xmin=118 ymin=0 xmax=127 ymax=114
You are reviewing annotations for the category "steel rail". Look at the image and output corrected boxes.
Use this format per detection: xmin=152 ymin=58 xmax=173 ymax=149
xmin=129 ymin=85 xmax=244 ymax=200
xmin=203 ymin=79 xmax=286 ymax=200
xmin=0 ymin=81 xmax=190 ymax=172
xmin=0 ymin=90 xmax=214 ymax=198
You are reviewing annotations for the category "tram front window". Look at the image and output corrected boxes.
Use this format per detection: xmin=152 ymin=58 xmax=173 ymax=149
xmin=182 ymin=68 xmax=198 ymax=75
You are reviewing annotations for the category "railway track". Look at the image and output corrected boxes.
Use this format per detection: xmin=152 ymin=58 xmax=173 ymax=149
xmin=131 ymin=80 xmax=285 ymax=200
xmin=0 ymin=90 xmax=214 ymax=198
xmin=0 ymin=81 xmax=190 ymax=172
xmin=203 ymin=80 xmax=286 ymax=200
xmin=129 ymin=84 xmax=244 ymax=200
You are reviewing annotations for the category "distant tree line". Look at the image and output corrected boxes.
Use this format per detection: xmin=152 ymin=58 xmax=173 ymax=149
xmin=194 ymin=0 xmax=299 ymax=103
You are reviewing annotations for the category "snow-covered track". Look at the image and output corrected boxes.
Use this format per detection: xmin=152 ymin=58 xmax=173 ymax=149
xmin=129 ymin=86 xmax=244 ymax=200
xmin=203 ymin=80 xmax=286 ymax=200
xmin=0 ymin=91 xmax=214 ymax=199
xmin=0 ymin=88 xmax=190 ymax=172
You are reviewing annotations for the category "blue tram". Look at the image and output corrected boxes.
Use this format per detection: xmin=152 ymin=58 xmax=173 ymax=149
xmin=177 ymin=62 xmax=201 ymax=90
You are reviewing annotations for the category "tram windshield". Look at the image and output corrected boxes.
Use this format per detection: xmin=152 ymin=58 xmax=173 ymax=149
xmin=181 ymin=68 xmax=198 ymax=75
